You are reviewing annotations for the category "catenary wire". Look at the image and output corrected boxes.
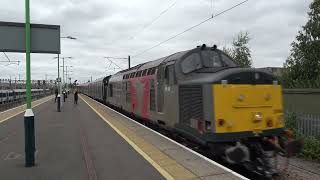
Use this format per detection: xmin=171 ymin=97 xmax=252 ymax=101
xmin=129 ymin=0 xmax=178 ymax=40
xmin=132 ymin=0 xmax=249 ymax=58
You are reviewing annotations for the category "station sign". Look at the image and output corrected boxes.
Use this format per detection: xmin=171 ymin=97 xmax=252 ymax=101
xmin=0 ymin=21 xmax=60 ymax=54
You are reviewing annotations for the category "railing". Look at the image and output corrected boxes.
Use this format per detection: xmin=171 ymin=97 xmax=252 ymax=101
xmin=0 ymin=92 xmax=53 ymax=112
xmin=286 ymin=112 xmax=320 ymax=137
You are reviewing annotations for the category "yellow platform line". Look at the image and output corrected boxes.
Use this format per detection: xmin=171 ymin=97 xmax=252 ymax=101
xmin=0 ymin=96 xmax=54 ymax=124
xmin=80 ymin=95 xmax=176 ymax=180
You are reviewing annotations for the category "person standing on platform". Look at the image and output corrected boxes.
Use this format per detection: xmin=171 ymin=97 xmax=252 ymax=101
xmin=74 ymin=90 xmax=78 ymax=104
xmin=54 ymin=87 xmax=58 ymax=102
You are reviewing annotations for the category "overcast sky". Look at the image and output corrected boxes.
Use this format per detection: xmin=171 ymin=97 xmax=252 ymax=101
xmin=0 ymin=0 xmax=313 ymax=82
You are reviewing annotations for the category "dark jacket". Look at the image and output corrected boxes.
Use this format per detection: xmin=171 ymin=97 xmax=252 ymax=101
xmin=74 ymin=91 xmax=78 ymax=100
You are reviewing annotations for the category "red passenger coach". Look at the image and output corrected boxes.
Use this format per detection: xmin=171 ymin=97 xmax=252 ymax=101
xmin=108 ymin=59 xmax=159 ymax=120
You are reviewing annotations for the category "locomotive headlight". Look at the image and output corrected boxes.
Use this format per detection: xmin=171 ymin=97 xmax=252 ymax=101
xmin=238 ymin=94 xmax=245 ymax=101
xmin=254 ymin=113 xmax=262 ymax=121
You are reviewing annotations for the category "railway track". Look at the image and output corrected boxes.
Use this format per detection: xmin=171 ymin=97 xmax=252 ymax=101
xmin=274 ymin=157 xmax=320 ymax=180
xmin=288 ymin=162 xmax=320 ymax=176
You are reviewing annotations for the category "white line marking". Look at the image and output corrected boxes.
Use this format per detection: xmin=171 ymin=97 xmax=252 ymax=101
xmin=0 ymin=96 xmax=52 ymax=115
xmin=81 ymin=96 xmax=175 ymax=180
xmin=0 ymin=96 xmax=54 ymax=124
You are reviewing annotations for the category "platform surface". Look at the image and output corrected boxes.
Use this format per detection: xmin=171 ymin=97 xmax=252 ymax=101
xmin=0 ymin=95 xmax=164 ymax=180
xmin=0 ymin=95 xmax=245 ymax=180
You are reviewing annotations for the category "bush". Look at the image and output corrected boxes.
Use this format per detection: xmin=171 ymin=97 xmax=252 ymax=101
xmin=300 ymin=136 xmax=320 ymax=161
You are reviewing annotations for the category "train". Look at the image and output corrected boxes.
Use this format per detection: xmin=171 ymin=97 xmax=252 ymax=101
xmin=0 ymin=89 xmax=51 ymax=105
xmin=78 ymin=44 xmax=300 ymax=178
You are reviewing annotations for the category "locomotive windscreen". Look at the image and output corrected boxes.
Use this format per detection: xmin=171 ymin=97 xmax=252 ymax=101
xmin=180 ymin=50 xmax=237 ymax=74
xmin=201 ymin=50 xmax=237 ymax=68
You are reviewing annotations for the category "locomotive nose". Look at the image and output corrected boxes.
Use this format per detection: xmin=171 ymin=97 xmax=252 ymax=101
xmin=212 ymin=83 xmax=284 ymax=135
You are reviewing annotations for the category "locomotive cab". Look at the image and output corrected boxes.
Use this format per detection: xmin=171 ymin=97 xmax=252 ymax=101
xmin=175 ymin=45 xmax=284 ymax=141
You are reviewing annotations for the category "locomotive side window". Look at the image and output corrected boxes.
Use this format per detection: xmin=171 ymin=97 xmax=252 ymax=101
xmin=165 ymin=65 xmax=175 ymax=85
xmin=150 ymin=80 xmax=156 ymax=111
xmin=181 ymin=53 xmax=202 ymax=74
xmin=109 ymin=84 xmax=113 ymax=97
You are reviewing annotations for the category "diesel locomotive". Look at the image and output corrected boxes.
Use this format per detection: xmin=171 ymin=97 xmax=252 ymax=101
xmin=79 ymin=44 xmax=297 ymax=177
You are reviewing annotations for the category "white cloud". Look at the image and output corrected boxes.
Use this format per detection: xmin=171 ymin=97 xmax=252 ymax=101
xmin=0 ymin=0 xmax=313 ymax=82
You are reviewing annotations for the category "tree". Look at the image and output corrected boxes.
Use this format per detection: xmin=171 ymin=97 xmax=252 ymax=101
xmin=223 ymin=31 xmax=252 ymax=68
xmin=282 ymin=0 xmax=320 ymax=88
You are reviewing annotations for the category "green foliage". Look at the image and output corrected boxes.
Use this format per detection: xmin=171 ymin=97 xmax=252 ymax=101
xmin=223 ymin=31 xmax=252 ymax=68
xmin=285 ymin=112 xmax=320 ymax=161
xmin=301 ymin=136 xmax=320 ymax=160
xmin=282 ymin=0 xmax=320 ymax=88
xmin=280 ymin=72 xmax=320 ymax=88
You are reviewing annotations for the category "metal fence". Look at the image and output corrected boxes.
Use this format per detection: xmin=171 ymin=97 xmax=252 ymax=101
xmin=0 ymin=79 xmax=56 ymax=90
xmin=286 ymin=112 xmax=320 ymax=137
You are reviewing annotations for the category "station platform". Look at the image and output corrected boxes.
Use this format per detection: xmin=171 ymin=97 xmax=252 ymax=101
xmin=0 ymin=94 xmax=246 ymax=180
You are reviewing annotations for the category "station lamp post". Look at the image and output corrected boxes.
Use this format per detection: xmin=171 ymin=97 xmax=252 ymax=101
xmin=52 ymin=36 xmax=76 ymax=111
xmin=65 ymin=65 xmax=73 ymax=92
xmin=53 ymin=56 xmax=72 ymax=109
xmin=60 ymin=64 xmax=73 ymax=97
xmin=59 ymin=57 xmax=72 ymax=88
xmin=23 ymin=0 xmax=35 ymax=167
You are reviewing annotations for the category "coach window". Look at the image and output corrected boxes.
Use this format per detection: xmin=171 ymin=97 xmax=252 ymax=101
xmin=181 ymin=53 xmax=202 ymax=74
xmin=147 ymin=68 xmax=152 ymax=75
xmin=142 ymin=69 xmax=148 ymax=76
xmin=151 ymin=67 xmax=156 ymax=75
xmin=126 ymin=81 xmax=131 ymax=103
